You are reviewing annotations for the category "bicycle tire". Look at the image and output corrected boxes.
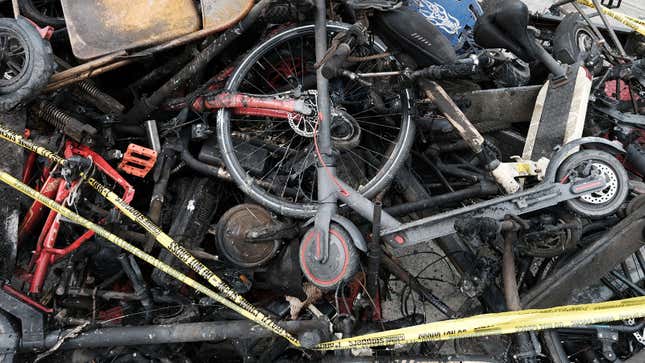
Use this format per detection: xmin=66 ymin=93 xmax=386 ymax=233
xmin=217 ymin=23 xmax=415 ymax=218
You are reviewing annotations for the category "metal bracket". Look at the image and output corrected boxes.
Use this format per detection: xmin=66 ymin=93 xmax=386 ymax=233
xmin=597 ymin=328 xmax=620 ymax=361
xmin=0 ymin=287 xmax=45 ymax=351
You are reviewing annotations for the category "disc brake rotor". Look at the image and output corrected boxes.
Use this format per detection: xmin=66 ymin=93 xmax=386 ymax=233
xmin=288 ymin=95 xmax=318 ymax=137
xmin=580 ymin=163 xmax=618 ymax=204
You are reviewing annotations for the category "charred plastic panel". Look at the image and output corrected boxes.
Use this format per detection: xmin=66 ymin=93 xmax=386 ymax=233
xmin=0 ymin=111 xmax=25 ymax=279
xmin=152 ymin=178 xmax=219 ymax=289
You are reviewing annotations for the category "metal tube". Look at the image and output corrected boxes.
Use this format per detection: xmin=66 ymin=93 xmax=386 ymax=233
xmin=384 ymin=181 xmax=498 ymax=217
xmin=542 ymin=330 xmax=571 ymax=363
xmin=49 ymin=52 xmax=127 ymax=83
xmin=503 ymin=230 xmax=521 ymax=311
xmin=312 ymin=0 xmax=338 ymax=263
xmin=366 ymin=199 xmax=382 ymax=302
xmin=46 ymin=60 xmax=131 ymax=92
xmin=314 ymin=0 xmax=332 ymax=155
xmin=144 ymin=120 xmax=161 ymax=153
xmin=336 ymin=180 xmax=400 ymax=230
xmin=37 ymin=320 xmax=326 ymax=350
xmin=590 ymin=0 xmax=627 ymax=57
xmin=145 ymin=151 xmax=174 ymax=252
xmin=11 ymin=0 xmax=19 ymax=18
xmin=118 ymin=254 xmax=153 ymax=323
xmin=503 ymin=229 xmax=538 ymax=362
xmin=610 ymin=270 xmax=645 ymax=296
xmin=571 ymin=2 xmax=614 ymax=55
xmin=531 ymin=42 xmax=567 ymax=80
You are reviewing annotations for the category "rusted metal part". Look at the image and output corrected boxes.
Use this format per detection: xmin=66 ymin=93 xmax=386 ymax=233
xmin=46 ymin=60 xmax=130 ymax=92
xmin=71 ymin=81 xmax=125 ymax=114
xmin=456 ymin=85 xmax=542 ymax=129
xmin=420 ymin=80 xmax=486 ymax=154
xmin=33 ymin=320 xmax=328 ymax=350
xmin=502 ymin=227 xmax=538 ymax=363
xmin=196 ymin=92 xmax=311 ymax=114
xmin=503 ymin=230 xmax=521 ymax=311
xmin=31 ymin=101 xmax=97 ymax=144
xmin=49 ymin=51 xmax=127 ymax=83
xmin=202 ymin=0 xmax=254 ymax=30
xmin=123 ymin=0 xmax=269 ymax=123
xmin=55 ymin=57 xmax=125 ymax=114
xmin=522 ymin=204 xmax=645 ymax=308
xmin=45 ymin=1 xmax=260 ymax=92
xmin=60 ymin=0 xmax=200 ymax=60
xmin=56 ymin=57 xmax=125 ymax=113
xmin=216 ymin=204 xmax=282 ymax=268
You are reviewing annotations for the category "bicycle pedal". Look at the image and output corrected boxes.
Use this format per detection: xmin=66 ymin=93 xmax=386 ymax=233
xmin=118 ymin=144 xmax=158 ymax=178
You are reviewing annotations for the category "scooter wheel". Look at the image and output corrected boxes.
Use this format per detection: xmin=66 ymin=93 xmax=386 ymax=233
xmin=556 ymin=150 xmax=629 ymax=219
xmin=299 ymin=223 xmax=359 ymax=290
xmin=0 ymin=17 xmax=54 ymax=111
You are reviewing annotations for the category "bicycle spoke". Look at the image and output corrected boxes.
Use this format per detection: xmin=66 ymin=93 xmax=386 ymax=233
xmin=359 ymin=126 xmax=396 ymax=145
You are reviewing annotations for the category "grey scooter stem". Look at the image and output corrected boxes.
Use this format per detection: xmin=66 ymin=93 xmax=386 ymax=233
xmin=312 ymin=0 xmax=337 ymax=263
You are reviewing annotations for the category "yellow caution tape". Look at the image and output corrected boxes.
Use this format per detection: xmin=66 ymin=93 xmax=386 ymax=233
xmin=0 ymin=168 xmax=301 ymax=346
xmin=315 ymin=296 xmax=645 ymax=350
xmin=625 ymin=15 xmax=645 ymax=27
xmin=577 ymin=0 xmax=645 ymax=36
xmin=0 ymin=125 xmax=300 ymax=347
xmin=5 ymin=124 xmax=645 ymax=352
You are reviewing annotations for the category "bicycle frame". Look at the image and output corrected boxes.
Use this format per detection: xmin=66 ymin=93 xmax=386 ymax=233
xmin=24 ymin=142 xmax=134 ymax=293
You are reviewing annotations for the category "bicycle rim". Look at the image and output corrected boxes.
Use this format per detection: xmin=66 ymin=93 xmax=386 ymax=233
xmin=217 ymin=23 xmax=414 ymax=217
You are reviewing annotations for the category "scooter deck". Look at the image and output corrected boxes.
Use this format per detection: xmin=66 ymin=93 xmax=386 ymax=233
xmin=522 ymin=63 xmax=592 ymax=160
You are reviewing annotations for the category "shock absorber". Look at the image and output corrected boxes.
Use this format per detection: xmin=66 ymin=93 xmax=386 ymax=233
xmin=32 ymin=100 xmax=97 ymax=143
xmin=73 ymin=80 xmax=125 ymax=114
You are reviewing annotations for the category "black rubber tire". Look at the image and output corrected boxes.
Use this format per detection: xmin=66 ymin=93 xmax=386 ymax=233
xmin=19 ymin=0 xmax=65 ymax=28
xmin=217 ymin=23 xmax=415 ymax=218
xmin=556 ymin=150 xmax=629 ymax=219
xmin=552 ymin=14 xmax=596 ymax=65
xmin=299 ymin=223 xmax=359 ymax=291
xmin=0 ymin=17 xmax=53 ymax=111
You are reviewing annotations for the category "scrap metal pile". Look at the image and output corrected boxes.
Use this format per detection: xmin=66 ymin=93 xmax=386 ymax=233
xmin=0 ymin=0 xmax=645 ymax=361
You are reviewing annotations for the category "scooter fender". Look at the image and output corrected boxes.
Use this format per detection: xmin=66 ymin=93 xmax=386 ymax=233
xmin=544 ymin=136 xmax=625 ymax=183
xmin=302 ymin=215 xmax=367 ymax=252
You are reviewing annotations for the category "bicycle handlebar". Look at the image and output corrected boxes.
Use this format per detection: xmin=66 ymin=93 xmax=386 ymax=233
xmin=411 ymin=54 xmax=497 ymax=80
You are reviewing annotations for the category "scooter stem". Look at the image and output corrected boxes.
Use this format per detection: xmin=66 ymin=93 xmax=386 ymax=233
xmin=313 ymin=0 xmax=337 ymax=263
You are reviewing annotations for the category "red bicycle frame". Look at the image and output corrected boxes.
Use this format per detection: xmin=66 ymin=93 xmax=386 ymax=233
xmin=27 ymin=141 xmax=135 ymax=293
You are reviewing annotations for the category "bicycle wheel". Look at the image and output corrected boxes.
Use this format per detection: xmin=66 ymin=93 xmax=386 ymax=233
xmin=217 ymin=23 xmax=415 ymax=218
